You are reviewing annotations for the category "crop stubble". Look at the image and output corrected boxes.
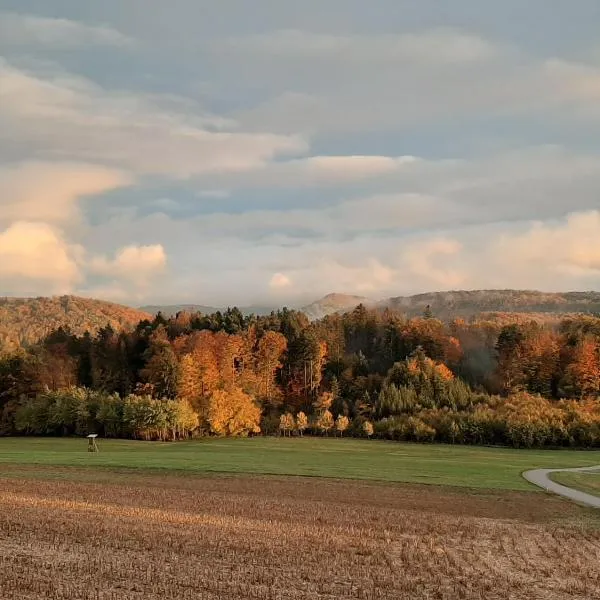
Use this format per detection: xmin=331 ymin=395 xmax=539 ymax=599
xmin=0 ymin=471 xmax=599 ymax=599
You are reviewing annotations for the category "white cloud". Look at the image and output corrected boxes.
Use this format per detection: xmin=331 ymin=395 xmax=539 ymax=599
xmin=197 ymin=189 xmax=231 ymax=199
xmin=492 ymin=211 xmax=600 ymax=278
xmin=0 ymin=222 xmax=83 ymax=294
xmin=224 ymin=30 xmax=600 ymax=134
xmin=401 ymin=238 xmax=466 ymax=289
xmin=0 ymin=12 xmax=133 ymax=48
xmin=0 ymin=161 xmax=132 ymax=227
xmin=220 ymin=29 xmax=500 ymax=65
xmin=269 ymin=272 xmax=292 ymax=289
xmin=189 ymin=154 xmax=418 ymax=190
xmin=0 ymin=59 xmax=308 ymax=178
xmin=90 ymin=244 xmax=167 ymax=284
xmin=85 ymin=205 xmax=600 ymax=306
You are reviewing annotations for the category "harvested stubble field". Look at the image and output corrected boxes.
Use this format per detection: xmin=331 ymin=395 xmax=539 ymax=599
xmin=1 ymin=467 xmax=599 ymax=600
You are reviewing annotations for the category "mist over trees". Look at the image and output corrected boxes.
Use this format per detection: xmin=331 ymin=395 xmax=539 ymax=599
xmin=1 ymin=304 xmax=600 ymax=447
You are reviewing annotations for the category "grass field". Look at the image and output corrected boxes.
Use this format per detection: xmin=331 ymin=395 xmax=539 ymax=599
xmin=550 ymin=471 xmax=600 ymax=499
xmin=1 ymin=436 xmax=600 ymax=490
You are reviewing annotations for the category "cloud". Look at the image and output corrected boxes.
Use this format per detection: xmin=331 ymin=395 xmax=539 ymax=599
xmin=492 ymin=211 xmax=600 ymax=278
xmin=90 ymin=244 xmax=167 ymax=285
xmin=85 ymin=205 xmax=600 ymax=306
xmin=220 ymin=28 xmax=500 ymax=65
xmin=1 ymin=7 xmax=599 ymax=306
xmin=0 ymin=161 xmax=132 ymax=227
xmin=269 ymin=272 xmax=292 ymax=290
xmin=197 ymin=190 xmax=231 ymax=199
xmin=0 ymin=159 xmax=159 ymax=300
xmin=0 ymin=59 xmax=308 ymax=178
xmin=135 ymin=146 xmax=598 ymax=242
xmin=0 ymin=12 xmax=133 ymax=48
xmin=81 ymin=245 xmax=167 ymax=303
xmin=0 ymin=222 xmax=83 ymax=294
xmin=185 ymin=154 xmax=418 ymax=191
xmin=223 ymin=30 xmax=600 ymax=134
xmin=401 ymin=238 xmax=466 ymax=289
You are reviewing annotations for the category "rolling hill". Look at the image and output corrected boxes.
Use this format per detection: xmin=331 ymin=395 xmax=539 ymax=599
xmin=300 ymin=293 xmax=374 ymax=320
xmin=380 ymin=290 xmax=600 ymax=320
xmin=0 ymin=296 xmax=151 ymax=353
xmin=299 ymin=290 xmax=600 ymax=321
xmin=4 ymin=289 xmax=599 ymax=354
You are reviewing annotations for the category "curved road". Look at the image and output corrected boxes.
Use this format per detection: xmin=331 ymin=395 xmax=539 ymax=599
xmin=523 ymin=466 xmax=600 ymax=508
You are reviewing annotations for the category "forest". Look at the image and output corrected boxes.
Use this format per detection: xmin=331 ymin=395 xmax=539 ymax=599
xmin=1 ymin=304 xmax=600 ymax=448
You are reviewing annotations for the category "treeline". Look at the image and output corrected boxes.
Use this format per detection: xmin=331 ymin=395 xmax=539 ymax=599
xmin=1 ymin=305 xmax=600 ymax=447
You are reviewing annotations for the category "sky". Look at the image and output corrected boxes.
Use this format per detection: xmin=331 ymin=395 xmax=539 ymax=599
xmin=1 ymin=1 xmax=600 ymax=307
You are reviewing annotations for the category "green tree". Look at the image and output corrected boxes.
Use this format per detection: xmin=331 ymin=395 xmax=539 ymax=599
xmin=141 ymin=330 xmax=180 ymax=399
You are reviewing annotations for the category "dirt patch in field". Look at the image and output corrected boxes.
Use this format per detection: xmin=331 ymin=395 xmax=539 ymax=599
xmin=0 ymin=471 xmax=598 ymax=599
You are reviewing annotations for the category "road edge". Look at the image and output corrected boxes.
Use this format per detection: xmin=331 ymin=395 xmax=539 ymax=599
xmin=522 ymin=466 xmax=600 ymax=509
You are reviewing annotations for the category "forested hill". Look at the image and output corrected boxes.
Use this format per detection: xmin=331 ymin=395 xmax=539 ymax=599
xmin=0 ymin=296 xmax=151 ymax=353
xmin=380 ymin=290 xmax=600 ymax=320
xmin=140 ymin=304 xmax=276 ymax=318
xmin=301 ymin=293 xmax=373 ymax=321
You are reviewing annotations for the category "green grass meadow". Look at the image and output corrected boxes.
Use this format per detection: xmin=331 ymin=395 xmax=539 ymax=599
xmin=550 ymin=471 xmax=600 ymax=498
xmin=1 ymin=437 xmax=600 ymax=490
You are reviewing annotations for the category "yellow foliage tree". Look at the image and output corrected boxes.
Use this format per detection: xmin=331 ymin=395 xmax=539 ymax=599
xmin=335 ymin=414 xmax=350 ymax=437
xmin=279 ymin=412 xmax=295 ymax=436
xmin=362 ymin=420 xmax=374 ymax=438
xmin=295 ymin=411 xmax=308 ymax=436
xmin=172 ymin=399 xmax=200 ymax=438
xmin=315 ymin=409 xmax=334 ymax=436
xmin=178 ymin=354 xmax=202 ymax=404
xmin=256 ymin=331 xmax=287 ymax=406
xmin=207 ymin=387 xmax=261 ymax=436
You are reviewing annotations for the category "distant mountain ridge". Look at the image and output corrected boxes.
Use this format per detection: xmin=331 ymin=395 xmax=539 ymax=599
xmin=379 ymin=290 xmax=600 ymax=320
xmin=300 ymin=293 xmax=374 ymax=320
xmin=4 ymin=290 xmax=599 ymax=354
xmin=0 ymin=296 xmax=151 ymax=353
xmin=297 ymin=289 xmax=600 ymax=321
xmin=143 ymin=290 xmax=600 ymax=323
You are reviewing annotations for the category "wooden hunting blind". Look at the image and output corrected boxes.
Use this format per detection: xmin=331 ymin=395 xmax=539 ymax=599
xmin=87 ymin=434 xmax=99 ymax=452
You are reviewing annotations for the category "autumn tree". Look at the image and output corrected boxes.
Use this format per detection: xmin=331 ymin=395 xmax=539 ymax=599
xmin=178 ymin=354 xmax=202 ymax=403
xmin=362 ymin=420 xmax=374 ymax=438
xmin=256 ymin=331 xmax=287 ymax=407
xmin=213 ymin=331 xmax=245 ymax=390
xmin=188 ymin=331 xmax=220 ymax=397
xmin=314 ymin=409 xmax=334 ymax=436
xmin=279 ymin=412 xmax=295 ymax=436
xmin=169 ymin=399 xmax=199 ymax=439
xmin=521 ymin=330 xmax=560 ymax=397
xmin=207 ymin=387 xmax=261 ymax=436
xmin=295 ymin=411 xmax=308 ymax=436
xmin=335 ymin=414 xmax=349 ymax=437
xmin=561 ymin=337 xmax=600 ymax=399
xmin=313 ymin=391 xmax=333 ymax=414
